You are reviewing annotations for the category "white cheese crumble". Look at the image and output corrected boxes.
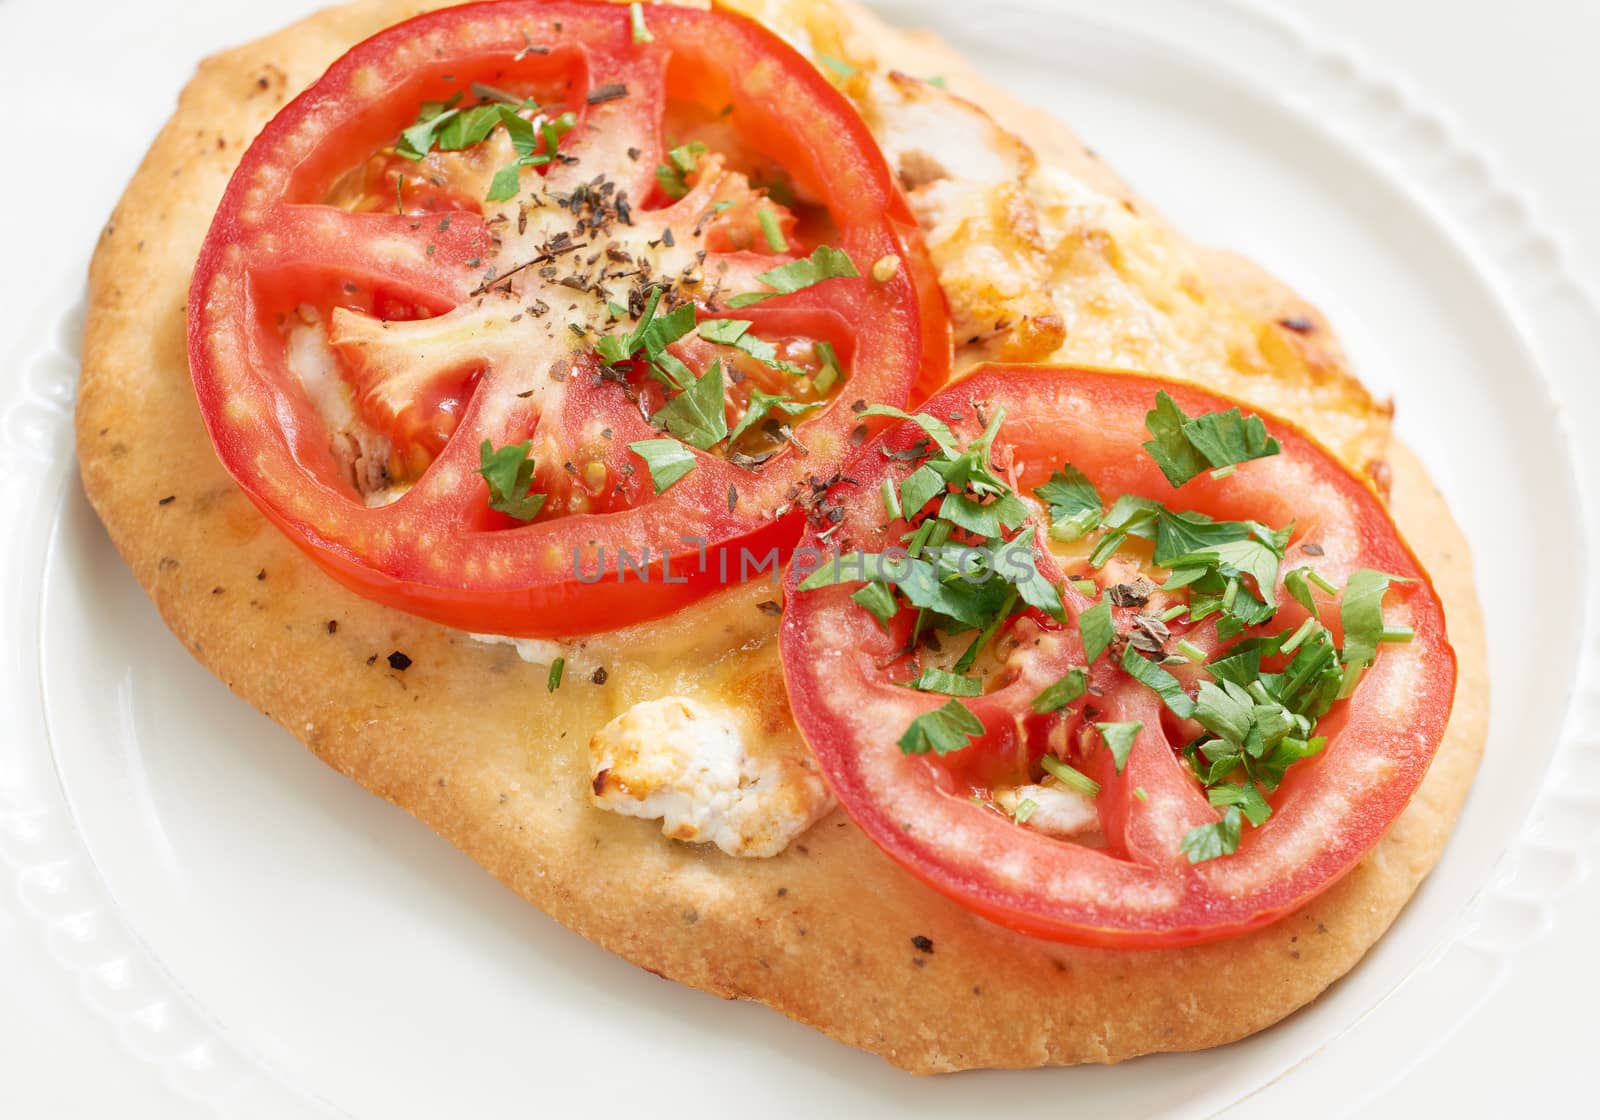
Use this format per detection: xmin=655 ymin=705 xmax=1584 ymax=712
xmin=994 ymin=782 xmax=1099 ymax=838
xmin=284 ymin=308 xmax=393 ymax=496
xmin=588 ymin=696 xmax=832 ymax=858
xmin=467 ymin=632 xmax=570 ymax=666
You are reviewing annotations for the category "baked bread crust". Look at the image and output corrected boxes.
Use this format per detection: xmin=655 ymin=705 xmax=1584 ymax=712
xmin=75 ymin=0 xmax=1487 ymax=1071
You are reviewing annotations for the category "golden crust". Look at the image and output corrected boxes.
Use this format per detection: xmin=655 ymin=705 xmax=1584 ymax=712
xmin=75 ymin=0 xmax=1487 ymax=1072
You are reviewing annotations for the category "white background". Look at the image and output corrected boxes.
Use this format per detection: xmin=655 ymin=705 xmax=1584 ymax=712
xmin=1 ymin=1 xmax=1596 ymax=1115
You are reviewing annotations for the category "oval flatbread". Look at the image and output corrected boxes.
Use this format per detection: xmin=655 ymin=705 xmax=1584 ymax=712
xmin=75 ymin=0 xmax=1486 ymax=1071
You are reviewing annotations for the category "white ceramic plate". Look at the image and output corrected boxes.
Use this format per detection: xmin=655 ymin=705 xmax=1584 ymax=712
xmin=3 ymin=1 xmax=1597 ymax=1116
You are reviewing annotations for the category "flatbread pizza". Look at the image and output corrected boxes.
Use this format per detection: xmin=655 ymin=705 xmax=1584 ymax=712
xmin=75 ymin=0 xmax=1486 ymax=1072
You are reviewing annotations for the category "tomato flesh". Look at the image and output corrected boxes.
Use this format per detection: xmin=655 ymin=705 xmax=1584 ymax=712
xmin=189 ymin=1 xmax=949 ymax=636
xmin=780 ymin=366 xmax=1456 ymax=948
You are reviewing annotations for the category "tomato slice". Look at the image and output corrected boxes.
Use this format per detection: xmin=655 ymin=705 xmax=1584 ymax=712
xmin=780 ymin=366 xmax=1455 ymax=948
xmin=189 ymin=1 xmax=949 ymax=636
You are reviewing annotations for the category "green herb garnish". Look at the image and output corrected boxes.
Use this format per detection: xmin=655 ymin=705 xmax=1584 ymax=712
xmin=758 ymin=207 xmax=788 ymax=253
xmin=696 ymin=318 xmax=807 ymax=376
xmin=901 ymin=667 xmax=983 ymax=697
xmin=1142 ymin=390 xmax=1281 ymax=487
xmin=1339 ymin=568 xmax=1414 ymax=668
xmin=727 ymin=390 xmax=819 ymax=447
xmin=1078 ymin=599 xmax=1115 ymax=665
xmin=628 ymin=438 xmax=698 ymax=494
xmin=899 ymin=699 xmax=984 ymax=756
xmin=651 ymin=360 xmax=728 ymax=450
xmin=477 ymin=440 xmax=546 ymax=521
xmin=1180 ymin=806 xmax=1242 ymax=863
xmin=1040 ymin=755 xmax=1100 ymax=798
xmin=1031 ymin=667 xmax=1087 ymax=713
xmin=817 ymin=53 xmax=856 ymax=78
xmin=727 ymin=245 xmax=859 ymax=308
xmin=1097 ymin=721 xmax=1142 ymax=774
xmin=655 ymin=141 xmax=706 ymax=200
xmin=630 ymin=1 xmax=653 ymax=43
xmin=1036 ymin=463 xmax=1102 ymax=542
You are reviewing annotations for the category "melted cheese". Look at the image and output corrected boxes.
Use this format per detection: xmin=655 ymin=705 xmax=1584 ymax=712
xmin=854 ymin=73 xmax=1064 ymax=362
xmin=372 ymin=0 xmax=1397 ymax=865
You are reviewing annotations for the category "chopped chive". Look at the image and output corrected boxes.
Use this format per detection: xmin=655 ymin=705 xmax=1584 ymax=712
xmin=1159 ymin=603 xmax=1187 ymax=622
xmin=817 ymin=53 xmax=856 ymax=78
xmin=813 ymin=340 xmax=842 ymax=392
xmin=1040 ymin=755 xmax=1100 ymax=798
xmin=1209 ymin=464 xmax=1237 ymax=480
xmin=1308 ymin=569 xmax=1339 ymax=595
xmin=757 ymin=207 xmax=787 ymax=253
xmin=1221 ymin=577 xmax=1239 ymax=613
xmin=1379 ymin=625 xmax=1415 ymax=644
xmin=1176 ymin=639 xmax=1206 ymax=663
xmin=629 ymin=1 xmax=653 ymax=43
xmin=881 ymin=478 xmax=903 ymax=521
xmin=1339 ymin=664 xmax=1365 ymax=699
xmin=1133 ymin=786 xmax=1149 ymax=802
xmin=1281 ymin=616 xmax=1321 ymax=654
xmin=1013 ymin=798 xmax=1039 ymax=823
xmin=547 ymin=657 xmax=565 ymax=692
xmin=905 ymin=517 xmax=936 ymax=559
xmin=1069 ymin=578 xmax=1097 ymax=595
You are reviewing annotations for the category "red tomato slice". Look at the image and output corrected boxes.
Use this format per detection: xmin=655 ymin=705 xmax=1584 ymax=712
xmin=189 ymin=1 xmax=949 ymax=636
xmin=780 ymin=366 xmax=1455 ymax=948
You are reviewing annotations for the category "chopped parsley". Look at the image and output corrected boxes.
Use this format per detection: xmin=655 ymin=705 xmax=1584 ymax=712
xmin=727 ymin=245 xmax=859 ymax=308
xmin=628 ymin=438 xmax=697 ymax=494
xmin=651 ymin=361 xmax=728 ymax=450
xmin=901 ymin=667 xmax=983 ymax=697
xmin=1031 ymin=668 xmax=1087 ymax=713
xmin=695 ymin=318 xmax=807 ymax=376
xmin=1078 ymin=599 xmax=1115 ymax=664
xmin=394 ymin=93 xmax=574 ymax=203
xmin=1339 ymin=568 xmax=1414 ymax=668
xmin=596 ymin=287 xmax=698 ymax=386
xmin=1180 ymin=806 xmax=1242 ymax=862
xmin=1036 ymin=463 xmax=1102 ymax=542
xmin=1142 ymin=390 xmax=1281 ymax=487
xmin=727 ymin=389 xmax=819 ymax=447
xmin=1121 ymin=647 xmax=1196 ymax=718
xmin=477 ymin=440 xmax=546 ymax=521
xmin=1096 ymin=722 xmax=1142 ymax=774
xmin=899 ymin=699 xmax=984 ymax=755
xmin=487 ymin=109 xmax=575 ymax=201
